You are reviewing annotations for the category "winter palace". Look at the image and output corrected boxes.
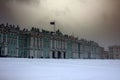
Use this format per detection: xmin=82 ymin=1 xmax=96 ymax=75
xmin=0 ymin=23 xmax=104 ymax=59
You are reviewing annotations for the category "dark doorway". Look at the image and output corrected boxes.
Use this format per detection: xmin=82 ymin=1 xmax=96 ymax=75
xmin=52 ymin=51 xmax=55 ymax=58
xmin=57 ymin=51 xmax=61 ymax=58
xmin=63 ymin=52 xmax=66 ymax=58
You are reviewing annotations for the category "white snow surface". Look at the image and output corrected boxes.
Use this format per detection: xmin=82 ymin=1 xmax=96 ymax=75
xmin=0 ymin=58 xmax=120 ymax=80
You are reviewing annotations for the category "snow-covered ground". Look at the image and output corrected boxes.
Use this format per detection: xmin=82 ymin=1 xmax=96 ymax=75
xmin=0 ymin=58 xmax=120 ymax=80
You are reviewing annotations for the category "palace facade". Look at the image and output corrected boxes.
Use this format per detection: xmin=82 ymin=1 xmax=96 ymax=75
xmin=0 ymin=23 xmax=104 ymax=59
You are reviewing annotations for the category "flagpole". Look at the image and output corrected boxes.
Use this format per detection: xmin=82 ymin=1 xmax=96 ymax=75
xmin=54 ymin=21 xmax=55 ymax=33
xmin=50 ymin=21 xmax=56 ymax=33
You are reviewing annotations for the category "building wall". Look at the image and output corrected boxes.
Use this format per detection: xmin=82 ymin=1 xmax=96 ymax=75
xmin=78 ymin=39 xmax=104 ymax=59
xmin=7 ymin=32 xmax=18 ymax=57
xmin=109 ymin=46 xmax=120 ymax=59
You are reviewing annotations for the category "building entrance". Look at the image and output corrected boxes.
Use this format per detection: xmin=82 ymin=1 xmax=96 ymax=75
xmin=63 ymin=52 xmax=66 ymax=58
xmin=52 ymin=51 xmax=55 ymax=58
xmin=57 ymin=51 xmax=61 ymax=58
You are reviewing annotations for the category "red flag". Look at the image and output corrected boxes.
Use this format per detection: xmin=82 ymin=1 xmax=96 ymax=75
xmin=50 ymin=22 xmax=55 ymax=25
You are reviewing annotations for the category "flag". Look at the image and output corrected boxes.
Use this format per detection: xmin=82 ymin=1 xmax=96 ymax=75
xmin=50 ymin=22 xmax=55 ymax=25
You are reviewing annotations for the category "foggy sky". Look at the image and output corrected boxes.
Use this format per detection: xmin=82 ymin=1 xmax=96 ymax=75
xmin=0 ymin=0 xmax=120 ymax=50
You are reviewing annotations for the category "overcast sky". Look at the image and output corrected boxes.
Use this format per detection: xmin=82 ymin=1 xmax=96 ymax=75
xmin=0 ymin=0 xmax=120 ymax=50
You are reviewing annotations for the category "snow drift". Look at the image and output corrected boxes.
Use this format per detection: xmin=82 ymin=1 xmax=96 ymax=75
xmin=0 ymin=58 xmax=120 ymax=80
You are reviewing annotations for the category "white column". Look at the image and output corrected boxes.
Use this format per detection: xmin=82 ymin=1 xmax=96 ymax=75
xmin=56 ymin=40 xmax=58 ymax=49
xmin=1 ymin=33 xmax=3 ymax=42
xmin=30 ymin=50 xmax=33 ymax=57
xmin=37 ymin=38 xmax=39 ymax=49
xmin=4 ymin=47 xmax=7 ymax=56
xmin=61 ymin=52 xmax=64 ymax=59
xmin=61 ymin=40 xmax=63 ymax=50
xmin=50 ymin=40 xmax=52 ymax=49
xmin=35 ymin=38 xmax=36 ymax=49
xmin=54 ymin=40 xmax=56 ymax=49
xmin=41 ymin=51 xmax=43 ymax=58
xmin=41 ymin=39 xmax=43 ymax=48
xmin=58 ymin=40 xmax=59 ymax=49
xmin=39 ymin=38 xmax=41 ymax=48
xmin=4 ymin=34 xmax=8 ymax=56
xmin=59 ymin=40 xmax=60 ymax=49
xmin=60 ymin=40 xmax=62 ymax=49
xmin=16 ymin=36 xmax=19 ymax=57
xmin=57 ymin=40 xmax=60 ymax=49
xmin=33 ymin=37 xmax=35 ymax=49
xmin=36 ymin=38 xmax=37 ymax=49
xmin=30 ymin=37 xmax=33 ymax=48
xmin=49 ymin=51 xmax=53 ymax=58
xmin=63 ymin=41 xmax=67 ymax=50
xmin=35 ymin=50 xmax=37 ymax=58
xmin=55 ymin=51 xmax=58 ymax=58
